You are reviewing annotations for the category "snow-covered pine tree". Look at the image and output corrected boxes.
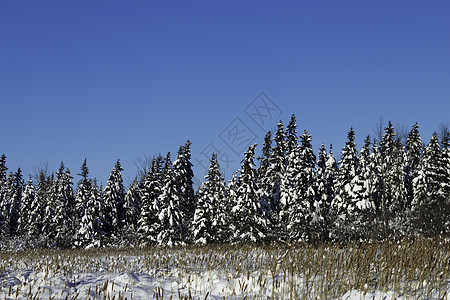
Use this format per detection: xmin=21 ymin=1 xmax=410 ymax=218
xmin=138 ymin=155 xmax=164 ymax=246
xmin=350 ymin=136 xmax=376 ymax=240
xmin=103 ymin=159 xmax=125 ymax=240
xmin=17 ymin=179 xmax=35 ymax=236
xmin=192 ymin=179 xmax=213 ymax=245
xmin=315 ymin=144 xmax=336 ymax=241
xmin=256 ymin=131 xmax=275 ymax=238
xmin=0 ymin=155 xmax=7 ymax=206
xmin=226 ymin=171 xmax=239 ymax=243
xmin=232 ymin=144 xmax=268 ymax=243
xmin=268 ymin=122 xmax=287 ymax=240
xmin=279 ymin=143 xmax=299 ymax=242
xmin=76 ymin=178 xmax=105 ymax=248
xmin=330 ymin=128 xmax=358 ymax=241
xmin=74 ymin=159 xmax=92 ymax=232
xmin=287 ymin=130 xmax=317 ymax=242
xmin=28 ymin=170 xmax=49 ymax=239
xmin=412 ymin=133 xmax=450 ymax=236
xmin=0 ymin=155 xmax=5 ymax=239
xmin=379 ymin=121 xmax=406 ymax=238
xmin=4 ymin=168 xmax=24 ymax=236
xmin=121 ymin=179 xmax=141 ymax=245
xmin=286 ymin=114 xmax=298 ymax=154
xmin=41 ymin=172 xmax=55 ymax=241
xmin=442 ymin=135 xmax=450 ymax=234
xmin=50 ymin=163 xmax=75 ymax=247
xmin=157 ymin=152 xmax=185 ymax=246
xmin=172 ymin=140 xmax=195 ymax=239
xmin=158 ymin=153 xmax=182 ymax=245
xmin=192 ymin=153 xmax=228 ymax=244
xmin=90 ymin=179 xmax=105 ymax=245
xmin=404 ymin=123 xmax=422 ymax=209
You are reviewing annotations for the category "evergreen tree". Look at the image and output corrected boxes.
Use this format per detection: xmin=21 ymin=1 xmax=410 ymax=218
xmin=122 ymin=179 xmax=141 ymax=245
xmin=379 ymin=121 xmax=406 ymax=238
xmin=412 ymin=134 xmax=450 ymax=236
xmin=17 ymin=179 xmax=35 ymax=236
xmin=76 ymin=178 xmax=104 ymax=247
xmin=331 ymin=128 xmax=358 ymax=241
xmin=266 ymin=122 xmax=287 ymax=238
xmin=28 ymin=170 xmax=49 ymax=238
xmin=192 ymin=153 xmax=228 ymax=244
xmin=50 ymin=163 xmax=74 ymax=247
xmin=287 ymin=130 xmax=317 ymax=242
xmin=232 ymin=144 xmax=267 ymax=242
xmin=404 ymin=123 xmax=422 ymax=208
xmin=157 ymin=152 xmax=185 ymax=246
xmin=351 ymin=136 xmax=376 ymax=240
xmin=103 ymin=159 xmax=125 ymax=239
xmin=75 ymin=159 xmax=92 ymax=229
xmin=226 ymin=171 xmax=240 ymax=243
xmin=172 ymin=140 xmax=195 ymax=237
xmin=0 ymin=155 xmax=7 ymax=238
xmin=285 ymin=114 xmax=298 ymax=154
xmin=4 ymin=168 xmax=24 ymax=236
xmin=315 ymin=144 xmax=336 ymax=241
xmin=256 ymin=131 xmax=274 ymax=237
xmin=138 ymin=155 xmax=164 ymax=246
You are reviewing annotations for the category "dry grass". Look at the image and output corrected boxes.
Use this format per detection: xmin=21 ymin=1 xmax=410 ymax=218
xmin=0 ymin=238 xmax=449 ymax=299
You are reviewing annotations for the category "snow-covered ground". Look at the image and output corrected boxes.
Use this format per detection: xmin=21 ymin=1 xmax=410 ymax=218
xmin=1 ymin=243 xmax=449 ymax=299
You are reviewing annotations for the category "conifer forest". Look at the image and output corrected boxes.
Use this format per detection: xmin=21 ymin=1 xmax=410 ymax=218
xmin=1 ymin=115 xmax=449 ymax=250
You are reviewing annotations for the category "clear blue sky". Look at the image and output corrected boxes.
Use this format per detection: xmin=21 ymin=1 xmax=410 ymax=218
xmin=1 ymin=1 xmax=449 ymax=188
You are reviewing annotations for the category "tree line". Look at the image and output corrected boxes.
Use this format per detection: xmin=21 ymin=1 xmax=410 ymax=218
xmin=1 ymin=115 xmax=449 ymax=249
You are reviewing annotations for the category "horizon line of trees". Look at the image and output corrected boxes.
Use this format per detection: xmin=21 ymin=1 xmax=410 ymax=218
xmin=1 ymin=115 xmax=449 ymax=249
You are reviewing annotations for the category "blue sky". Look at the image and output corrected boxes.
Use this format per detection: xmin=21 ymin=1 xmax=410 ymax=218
xmin=1 ymin=1 xmax=449 ymax=188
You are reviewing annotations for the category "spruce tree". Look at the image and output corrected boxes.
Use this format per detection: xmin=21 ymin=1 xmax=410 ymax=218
xmin=315 ymin=144 xmax=336 ymax=241
xmin=331 ymin=128 xmax=358 ymax=241
xmin=122 ymin=179 xmax=141 ymax=245
xmin=232 ymin=144 xmax=267 ymax=242
xmin=192 ymin=153 xmax=228 ymax=244
xmin=51 ymin=163 xmax=74 ymax=247
xmin=157 ymin=152 xmax=185 ymax=246
xmin=226 ymin=171 xmax=240 ymax=243
xmin=103 ymin=159 xmax=125 ymax=239
xmin=404 ymin=123 xmax=422 ymax=208
xmin=287 ymin=130 xmax=317 ymax=242
xmin=379 ymin=121 xmax=406 ymax=238
xmin=172 ymin=140 xmax=195 ymax=237
xmin=76 ymin=178 xmax=104 ymax=248
xmin=28 ymin=170 xmax=49 ymax=238
xmin=256 ymin=132 xmax=273 ymax=218
xmin=17 ymin=179 xmax=35 ymax=236
xmin=268 ymin=122 xmax=287 ymax=239
xmin=351 ymin=136 xmax=376 ymax=240
xmin=138 ymin=155 xmax=164 ymax=246
xmin=75 ymin=159 xmax=92 ymax=230
xmin=412 ymin=134 xmax=450 ymax=236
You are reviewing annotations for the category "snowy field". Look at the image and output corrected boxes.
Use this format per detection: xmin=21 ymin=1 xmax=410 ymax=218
xmin=1 ymin=240 xmax=449 ymax=299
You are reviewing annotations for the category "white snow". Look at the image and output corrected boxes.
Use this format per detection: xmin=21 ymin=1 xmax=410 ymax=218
xmin=1 ymin=247 xmax=449 ymax=299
